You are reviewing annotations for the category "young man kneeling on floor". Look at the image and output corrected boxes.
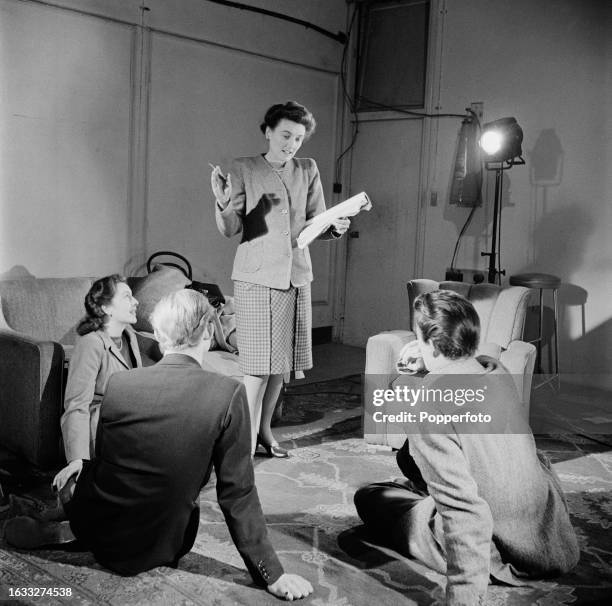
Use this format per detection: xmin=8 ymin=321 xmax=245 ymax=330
xmin=354 ymin=290 xmax=579 ymax=606
xmin=6 ymin=289 xmax=312 ymax=601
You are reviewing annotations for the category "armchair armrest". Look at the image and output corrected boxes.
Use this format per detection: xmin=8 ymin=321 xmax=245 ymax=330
xmin=0 ymin=329 xmax=65 ymax=467
xmin=499 ymin=340 xmax=537 ymax=413
xmin=365 ymin=330 xmax=415 ymax=374
xmin=364 ymin=330 xmax=415 ymax=448
xmin=0 ymin=311 xmax=13 ymax=331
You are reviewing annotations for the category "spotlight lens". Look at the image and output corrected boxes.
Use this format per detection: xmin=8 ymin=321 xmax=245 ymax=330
xmin=480 ymin=130 xmax=503 ymax=155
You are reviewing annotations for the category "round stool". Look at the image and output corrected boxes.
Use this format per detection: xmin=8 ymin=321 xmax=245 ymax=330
xmin=509 ymin=273 xmax=560 ymax=383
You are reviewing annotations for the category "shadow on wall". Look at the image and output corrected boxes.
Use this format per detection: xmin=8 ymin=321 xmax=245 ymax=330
xmin=530 ymin=129 xmax=564 ymax=186
xmin=527 ymin=128 xmax=565 ymax=266
xmin=514 ymin=205 xmax=594 ymax=374
xmin=564 ymin=316 xmax=612 ymax=377
xmin=0 ymin=263 xmax=147 ymax=284
xmin=0 ymin=265 xmax=35 ymax=280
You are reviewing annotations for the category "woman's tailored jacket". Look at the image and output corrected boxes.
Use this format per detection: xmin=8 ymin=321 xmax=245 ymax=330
xmin=61 ymin=328 xmax=142 ymax=462
xmin=216 ymin=155 xmax=335 ymax=289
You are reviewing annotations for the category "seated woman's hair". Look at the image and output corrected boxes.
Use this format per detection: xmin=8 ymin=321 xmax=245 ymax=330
xmin=150 ymin=289 xmax=214 ymax=352
xmin=414 ymin=290 xmax=480 ymax=359
xmin=78 ymin=274 xmax=127 ymax=336
xmin=260 ymin=101 xmax=316 ymax=138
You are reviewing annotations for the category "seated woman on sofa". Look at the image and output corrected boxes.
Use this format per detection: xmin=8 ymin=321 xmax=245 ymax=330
xmin=53 ymin=274 xmax=142 ymax=491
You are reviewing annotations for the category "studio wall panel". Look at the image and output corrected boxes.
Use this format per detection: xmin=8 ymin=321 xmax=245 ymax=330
xmin=0 ymin=0 xmax=134 ymax=278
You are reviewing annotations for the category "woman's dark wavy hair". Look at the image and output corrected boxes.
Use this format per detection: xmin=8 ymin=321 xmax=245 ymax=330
xmin=259 ymin=101 xmax=316 ymax=138
xmin=77 ymin=274 xmax=127 ymax=336
xmin=414 ymin=290 xmax=480 ymax=360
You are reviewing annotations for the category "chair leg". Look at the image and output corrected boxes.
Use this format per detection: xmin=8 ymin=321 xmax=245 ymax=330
xmin=537 ymin=288 xmax=544 ymax=374
xmin=553 ymin=288 xmax=560 ymax=390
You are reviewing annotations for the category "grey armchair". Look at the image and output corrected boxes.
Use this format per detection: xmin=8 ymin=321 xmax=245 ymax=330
xmin=0 ymin=277 xmax=95 ymax=468
xmin=364 ymin=279 xmax=537 ymax=448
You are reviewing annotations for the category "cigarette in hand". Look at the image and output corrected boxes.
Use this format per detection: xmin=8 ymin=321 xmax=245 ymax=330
xmin=209 ymin=163 xmax=227 ymax=185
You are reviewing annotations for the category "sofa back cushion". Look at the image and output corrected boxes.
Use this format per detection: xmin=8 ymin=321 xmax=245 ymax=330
xmin=0 ymin=277 xmax=94 ymax=345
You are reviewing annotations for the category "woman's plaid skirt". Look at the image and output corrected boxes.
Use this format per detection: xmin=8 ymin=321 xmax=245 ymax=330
xmin=234 ymin=280 xmax=312 ymax=375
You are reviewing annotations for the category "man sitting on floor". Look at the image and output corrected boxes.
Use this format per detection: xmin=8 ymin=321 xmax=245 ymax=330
xmin=354 ymin=290 xmax=579 ymax=605
xmin=6 ymin=289 xmax=312 ymax=601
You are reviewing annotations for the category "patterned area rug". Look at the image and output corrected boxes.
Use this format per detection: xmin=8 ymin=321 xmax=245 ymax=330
xmin=1 ymin=377 xmax=611 ymax=605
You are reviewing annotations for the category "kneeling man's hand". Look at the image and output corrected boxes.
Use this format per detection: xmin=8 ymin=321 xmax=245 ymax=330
xmin=397 ymin=339 xmax=425 ymax=374
xmin=52 ymin=459 xmax=83 ymax=492
xmin=267 ymin=573 xmax=313 ymax=600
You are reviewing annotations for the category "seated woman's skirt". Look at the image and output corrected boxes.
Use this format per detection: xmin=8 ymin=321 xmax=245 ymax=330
xmin=234 ymin=280 xmax=312 ymax=375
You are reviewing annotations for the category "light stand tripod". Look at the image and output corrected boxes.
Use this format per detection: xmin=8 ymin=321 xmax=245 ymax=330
xmin=481 ymin=158 xmax=525 ymax=284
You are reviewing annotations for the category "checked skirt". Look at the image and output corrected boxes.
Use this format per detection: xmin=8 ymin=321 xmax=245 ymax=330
xmin=234 ymin=280 xmax=312 ymax=375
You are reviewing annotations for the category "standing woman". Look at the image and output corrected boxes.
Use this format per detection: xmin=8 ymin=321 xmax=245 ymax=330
xmin=211 ymin=101 xmax=349 ymax=458
xmin=54 ymin=275 xmax=142 ymax=490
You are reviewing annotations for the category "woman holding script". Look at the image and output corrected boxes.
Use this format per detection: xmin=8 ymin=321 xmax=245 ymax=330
xmin=211 ymin=101 xmax=349 ymax=458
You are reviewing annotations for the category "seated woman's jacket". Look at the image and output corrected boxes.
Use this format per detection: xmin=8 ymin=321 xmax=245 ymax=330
xmin=61 ymin=327 xmax=142 ymax=462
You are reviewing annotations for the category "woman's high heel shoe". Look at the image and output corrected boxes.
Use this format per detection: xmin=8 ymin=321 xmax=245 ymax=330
xmin=257 ymin=435 xmax=289 ymax=458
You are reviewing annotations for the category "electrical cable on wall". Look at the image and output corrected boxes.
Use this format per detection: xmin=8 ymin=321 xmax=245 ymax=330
xmin=203 ymin=0 xmax=347 ymax=44
xmin=449 ymin=205 xmax=477 ymax=272
xmin=335 ymin=4 xmax=360 ymax=188
xmin=354 ymin=95 xmax=467 ymax=120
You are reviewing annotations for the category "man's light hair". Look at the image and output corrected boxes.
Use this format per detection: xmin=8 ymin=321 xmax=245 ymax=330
xmin=150 ymin=289 xmax=213 ymax=352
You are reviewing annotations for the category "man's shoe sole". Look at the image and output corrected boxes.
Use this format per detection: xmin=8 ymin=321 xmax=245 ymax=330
xmin=5 ymin=516 xmax=74 ymax=549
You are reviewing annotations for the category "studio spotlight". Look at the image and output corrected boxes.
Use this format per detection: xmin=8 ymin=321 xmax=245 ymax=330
xmin=479 ymin=116 xmax=525 ymax=284
xmin=479 ymin=117 xmax=524 ymax=166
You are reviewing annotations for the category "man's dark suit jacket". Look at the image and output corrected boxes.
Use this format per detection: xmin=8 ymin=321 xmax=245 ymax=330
xmin=65 ymin=354 xmax=283 ymax=585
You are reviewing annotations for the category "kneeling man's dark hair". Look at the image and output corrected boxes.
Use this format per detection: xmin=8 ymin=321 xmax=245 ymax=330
xmin=414 ymin=290 xmax=480 ymax=359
